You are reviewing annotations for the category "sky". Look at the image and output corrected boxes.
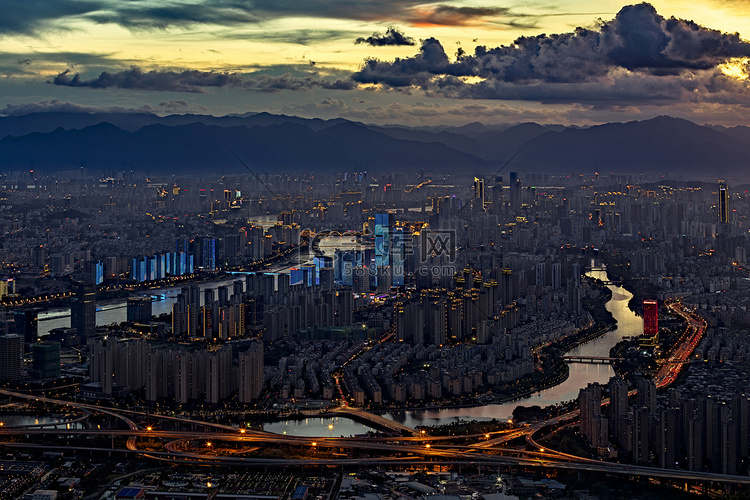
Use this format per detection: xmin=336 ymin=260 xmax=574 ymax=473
xmin=4 ymin=0 xmax=750 ymax=125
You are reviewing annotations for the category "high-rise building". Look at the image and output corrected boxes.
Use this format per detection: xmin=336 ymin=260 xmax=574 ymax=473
xmin=201 ymin=237 xmax=217 ymax=271
xmin=352 ymin=266 xmax=369 ymax=294
xmin=509 ymin=171 xmax=521 ymax=210
xmin=71 ymin=282 xmax=96 ymax=339
xmin=319 ymin=267 xmax=335 ymax=291
xmin=579 ymin=383 xmax=602 ymax=446
xmin=473 ymin=177 xmax=485 ymax=211
xmin=374 ymin=213 xmax=390 ymax=268
xmin=633 ymin=406 xmax=650 ymax=464
xmin=126 ymin=297 xmax=153 ymax=324
xmin=32 ymin=245 xmax=45 ymax=268
xmin=718 ymin=180 xmax=729 ymax=224
xmin=636 ymin=378 xmax=657 ymax=413
xmin=0 ymin=334 xmax=24 ymax=382
xmin=85 ymin=260 xmax=104 ymax=285
xmin=391 ymin=227 xmax=405 ymax=287
xmin=14 ymin=309 xmax=38 ymax=349
xmin=608 ymin=376 xmax=629 ymax=445
xmin=376 ymin=265 xmax=392 ymax=293
xmin=643 ymin=300 xmax=658 ymax=338
xmin=239 ymin=341 xmax=264 ymax=403
xmin=32 ymin=342 xmax=61 ymax=379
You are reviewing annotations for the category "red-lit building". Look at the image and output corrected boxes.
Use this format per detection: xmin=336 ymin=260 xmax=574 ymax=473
xmin=643 ymin=300 xmax=658 ymax=337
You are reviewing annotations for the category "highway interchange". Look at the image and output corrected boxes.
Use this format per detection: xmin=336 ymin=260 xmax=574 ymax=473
xmin=2 ymin=301 xmax=746 ymax=486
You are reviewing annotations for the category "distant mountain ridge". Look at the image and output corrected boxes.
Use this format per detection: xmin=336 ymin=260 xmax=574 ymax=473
xmin=0 ymin=111 xmax=748 ymax=176
xmin=0 ymin=118 xmax=493 ymax=173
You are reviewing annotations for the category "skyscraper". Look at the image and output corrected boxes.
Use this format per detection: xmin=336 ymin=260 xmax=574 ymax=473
xmin=71 ymin=282 xmax=96 ymax=339
xmin=509 ymin=171 xmax=521 ymax=210
xmin=239 ymin=341 xmax=264 ymax=404
xmin=608 ymin=376 xmax=629 ymax=446
xmin=473 ymin=177 xmax=485 ymax=211
xmin=32 ymin=341 xmax=61 ymax=379
xmin=14 ymin=309 xmax=38 ymax=349
xmin=127 ymin=297 xmax=153 ymax=324
xmin=202 ymin=237 xmax=217 ymax=271
xmin=392 ymin=227 xmax=405 ymax=287
xmin=374 ymin=213 xmax=390 ymax=268
xmin=643 ymin=300 xmax=658 ymax=338
xmin=0 ymin=334 xmax=24 ymax=382
xmin=718 ymin=180 xmax=729 ymax=224
xmin=579 ymin=382 xmax=602 ymax=446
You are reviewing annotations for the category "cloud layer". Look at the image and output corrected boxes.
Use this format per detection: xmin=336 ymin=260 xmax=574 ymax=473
xmin=0 ymin=98 xmax=206 ymax=115
xmin=26 ymin=0 xmax=750 ymax=115
xmin=352 ymin=3 xmax=750 ymax=105
xmin=52 ymin=66 xmax=355 ymax=93
xmin=0 ymin=0 xmax=517 ymax=34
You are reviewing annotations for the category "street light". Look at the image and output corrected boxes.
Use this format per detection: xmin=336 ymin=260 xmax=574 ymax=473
xmin=328 ymin=424 xmax=334 ymax=437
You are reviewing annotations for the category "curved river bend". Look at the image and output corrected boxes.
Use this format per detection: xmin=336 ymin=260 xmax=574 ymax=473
xmin=34 ymin=264 xmax=640 ymax=432
xmin=384 ymin=265 xmax=643 ymax=428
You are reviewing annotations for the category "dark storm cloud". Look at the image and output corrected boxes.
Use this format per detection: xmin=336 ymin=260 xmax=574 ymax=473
xmin=86 ymin=0 xmax=433 ymax=29
xmin=1 ymin=0 xmax=521 ymax=34
xmin=356 ymin=27 xmax=415 ymax=47
xmin=87 ymin=2 xmax=262 ymax=29
xmin=0 ymin=0 xmax=102 ymax=35
xmin=52 ymin=65 xmax=355 ymax=93
xmin=53 ymin=67 xmax=244 ymax=92
xmin=352 ymin=3 xmax=750 ymax=104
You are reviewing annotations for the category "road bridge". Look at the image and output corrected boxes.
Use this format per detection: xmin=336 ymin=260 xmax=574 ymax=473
xmin=332 ymin=406 xmax=420 ymax=436
xmin=562 ymin=356 xmax=622 ymax=364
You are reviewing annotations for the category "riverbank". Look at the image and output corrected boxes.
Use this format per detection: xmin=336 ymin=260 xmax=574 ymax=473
xmin=382 ymin=264 xmax=643 ymax=428
xmin=6 ymin=242 xmax=305 ymax=309
xmin=371 ymin=278 xmax=618 ymax=416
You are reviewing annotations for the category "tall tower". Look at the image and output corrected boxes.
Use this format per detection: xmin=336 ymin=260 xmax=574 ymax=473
xmin=71 ymin=282 xmax=96 ymax=339
xmin=0 ymin=334 xmax=24 ymax=382
xmin=238 ymin=341 xmax=264 ymax=403
xmin=718 ymin=180 xmax=729 ymax=224
xmin=374 ymin=213 xmax=390 ymax=267
xmin=643 ymin=300 xmax=658 ymax=338
xmin=509 ymin=171 xmax=520 ymax=210
xmin=473 ymin=177 xmax=485 ymax=211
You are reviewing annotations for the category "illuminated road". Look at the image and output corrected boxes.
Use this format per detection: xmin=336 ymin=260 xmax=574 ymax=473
xmin=653 ymin=301 xmax=706 ymax=388
xmin=4 ymin=306 xmax=744 ymax=486
xmin=332 ymin=406 xmax=420 ymax=436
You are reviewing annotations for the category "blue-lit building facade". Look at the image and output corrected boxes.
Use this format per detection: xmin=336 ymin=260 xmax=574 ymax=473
xmin=130 ymin=252 xmax=194 ymax=282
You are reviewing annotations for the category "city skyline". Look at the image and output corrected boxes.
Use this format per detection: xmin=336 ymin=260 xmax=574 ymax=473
xmin=4 ymin=2 xmax=750 ymax=497
xmin=1 ymin=170 xmax=749 ymax=497
xmin=5 ymin=1 xmax=750 ymax=125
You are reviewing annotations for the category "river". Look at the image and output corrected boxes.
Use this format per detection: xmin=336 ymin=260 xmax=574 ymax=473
xmin=37 ymin=278 xmax=242 ymax=337
xmin=35 ymin=261 xmax=640 ymax=432
xmin=262 ymin=416 xmax=378 ymax=438
xmin=383 ymin=264 xmax=643 ymax=427
xmin=37 ymin=236 xmax=368 ymax=337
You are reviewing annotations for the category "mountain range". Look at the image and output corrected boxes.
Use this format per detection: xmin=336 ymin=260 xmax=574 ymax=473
xmin=0 ymin=111 xmax=747 ymax=176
